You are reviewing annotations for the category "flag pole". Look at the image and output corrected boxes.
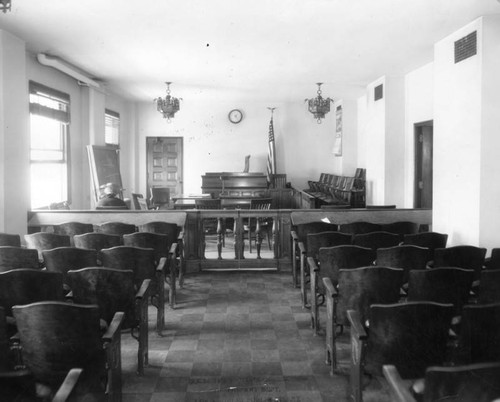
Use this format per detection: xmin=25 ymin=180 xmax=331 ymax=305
xmin=266 ymin=107 xmax=277 ymax=183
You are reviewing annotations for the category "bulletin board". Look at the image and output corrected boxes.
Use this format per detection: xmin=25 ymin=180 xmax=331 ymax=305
xmin=87 ymin=145 xmax=123 ymax=202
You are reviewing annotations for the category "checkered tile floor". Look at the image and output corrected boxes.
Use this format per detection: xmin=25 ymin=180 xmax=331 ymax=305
xmin=120 ymin=271 xmax=390 ymax=402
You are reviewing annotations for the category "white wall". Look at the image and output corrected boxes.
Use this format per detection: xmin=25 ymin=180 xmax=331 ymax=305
xmin=404 ymin=62 xmax=434 ymax=207
xmin=433 ymin=18 xmax=482 ymax=246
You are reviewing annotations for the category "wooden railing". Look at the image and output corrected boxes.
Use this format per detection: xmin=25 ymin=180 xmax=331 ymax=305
xmin=27 ymin=208 xmax=432 ymax=273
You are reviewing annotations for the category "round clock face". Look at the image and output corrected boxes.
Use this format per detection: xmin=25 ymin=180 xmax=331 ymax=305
xmin=228 ymin=109 xmax=243 ymax=124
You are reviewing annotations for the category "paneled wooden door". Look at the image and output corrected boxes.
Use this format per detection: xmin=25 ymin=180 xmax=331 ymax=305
xmin=146 ymin=137 xmax=183 ymax=201
xmin=414 ymin=122 xmax=433 ymax=208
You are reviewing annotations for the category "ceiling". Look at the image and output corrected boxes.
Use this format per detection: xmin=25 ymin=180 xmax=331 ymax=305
xmin=0 ymin=0 xmax=499 ymax=103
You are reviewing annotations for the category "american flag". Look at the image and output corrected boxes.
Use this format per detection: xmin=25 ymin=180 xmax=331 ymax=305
xmin=266 ymin=115 xmax=276 ymax=183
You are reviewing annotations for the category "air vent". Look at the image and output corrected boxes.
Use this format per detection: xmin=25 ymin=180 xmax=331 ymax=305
xmin=454 ymin=31 xmax=477 ymax=63
xmin=374 ymin=84 xmax=383 ymax=101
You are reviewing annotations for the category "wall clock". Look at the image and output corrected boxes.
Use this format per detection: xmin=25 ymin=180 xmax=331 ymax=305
xmin=228 ymin=109 xmax=243 ymax=124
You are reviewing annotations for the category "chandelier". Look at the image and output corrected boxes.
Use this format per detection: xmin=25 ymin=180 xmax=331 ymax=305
xmin=305 ymin=83 xmax=334 ymax=124
xmin=154 ymin=82 xmax=181 ymax=122
xmin=0 ymin=0 xmax=11 ymax=13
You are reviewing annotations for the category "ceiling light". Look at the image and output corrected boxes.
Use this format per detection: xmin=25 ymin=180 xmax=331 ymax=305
xmin=305 ymin=83 xmax=334 ymax=124
xmin=154 ymin=82 xmax=182 ymax=122
xmin=0 ymin=0 xmax=11 ymax=13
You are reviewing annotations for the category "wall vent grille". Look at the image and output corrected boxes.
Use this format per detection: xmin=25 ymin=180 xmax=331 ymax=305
xmin=454 ymin=31 xmax=477 ymax=63
xmin=374 ymin=84 xmax=383 ymax=101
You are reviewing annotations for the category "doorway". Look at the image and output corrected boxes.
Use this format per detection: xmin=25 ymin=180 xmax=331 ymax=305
xmin=414 ymin=122 xmax=433 ymax=208
xmin=146 ymin=137 xmax=183 ymax=201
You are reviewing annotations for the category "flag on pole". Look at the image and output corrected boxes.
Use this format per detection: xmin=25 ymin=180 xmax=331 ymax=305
xmin=266 ymin=113 xmax=276 ymax=183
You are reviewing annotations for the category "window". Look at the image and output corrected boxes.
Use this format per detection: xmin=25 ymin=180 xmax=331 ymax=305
xmin=105 ymin=109 xmax=120 ymax=146
xmin=29 ymin=82 xmax=70 ymax=209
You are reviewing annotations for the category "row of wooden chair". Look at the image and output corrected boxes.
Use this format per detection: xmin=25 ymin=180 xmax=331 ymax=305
xmin=306 ymin=170 xmax=366 ymax=208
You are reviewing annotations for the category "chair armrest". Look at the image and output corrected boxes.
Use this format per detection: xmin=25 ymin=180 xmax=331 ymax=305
xmin=347 ymin=310 xmax=367 ymax=340
xmin=323 ymin=277 xmax=338 ymax=298
xmin=52 ymin=368 xmax=83 ymax=402
xmin=290 ymin=230 xmax=298 ymax=242
xmin=169 ymin=242 xmax=178 ymax=256
xmin=298 ymin=241 xmax=306 ymax=254
xmin=156 ymin=256 xmax=167 ymax=273
xmin=177 ymin=231 xmax=184 ymax=242
xmin=136 ymin=279 xmax=152 ymax=300
xmin=383 ymin=365 xmax=417 ymax=402
xmin=307 ymin=256 xmax=319 ymax=272
xmin=102 ymin=312 xmax=124 ymax=342
xmin=65 ymin=290 xmax=73 ymax=302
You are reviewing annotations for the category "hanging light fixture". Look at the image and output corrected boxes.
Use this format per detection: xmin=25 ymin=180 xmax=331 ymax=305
xmin=154 ymin=82 xmax=182 ymax=122
xmin=0 ymin=0 xmax=11 ymax=13
xmin=305 ymin=82 xmax=334 ymax=124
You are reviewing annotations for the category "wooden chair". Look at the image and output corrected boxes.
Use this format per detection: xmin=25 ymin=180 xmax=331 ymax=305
xmin=131 ymin=193 xmax=146 ymax=210
xmin=68 ymin=267 xmax=151 ymax=376
xmin=338 ymin=221 xmax=382 ymax=234
xmin=402 ymin=232 xmax=448 ymax=258
xmin=195 ymin=198 xmax=224 ymax=257
xmin=246 ymin=198 xmax=273 ymax=255
xmin=300 ymin=231 xmax=352 ymax=309
xmin=123 ymin=232 xmax=178 ymax=308
xmin=407 ymin=267 xmax=474 ymax=315
xmin=138 ymin=221 xmax=185 ymax=287
xmin=309 ymin=245 xmax=376 ymax=333
xmin=0 ymin=246 xmax=40 ymax=272
xmin=0 ymin=233 xmax=21 ymax=247
xmin=433 ymin=245 xmax=487 ymax=280
xmin=484 ymin=247 xmax=500 ymax=270
xmin=323 ymin=266 xmax=404 ymax=374
xmin=150 ymin=186 xmax=170 ymax=210
xmin=351 ymin=231 xmax=402 ymax=250
xmin=478 ymin=269 xmax=500 ymax=304
xmin=73 ymin=232 xmax=122 ymax=251
xmin=24 ymin=233 xmax=71 ymax=261
xmin=453 ymin=302 xmax=500 ymax=365
xmin=52 ymin=222 xmax=94 ymax=246
xmin=291 ymin=221 xmax=338 ymax=289
xmin=269 ymin=173 xmax=287 ymax=189
xmin=347 ymin=302 xmax=454 ymax=402
xmin=376 ymin=244 xmax=432 ymax=284
xmin=12 ymin=301 xmax=124 ymax=402
xmin=380 ymin=221 xmax=419 ymax=235
xmin=42 ymin=247 xmax=99 ymax=287
xmin=95 ymin=221 xmax=137 ymax=238
xmin=100 ymin=246 xmax=166 ymax=334
xmin=383 ymin=362 xmax=500 ymax=402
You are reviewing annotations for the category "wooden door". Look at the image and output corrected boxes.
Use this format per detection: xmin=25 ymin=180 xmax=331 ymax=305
xmin=146 ymin=137 xmax=183 ymax=200
xmin=414 ymin=122 xmax=433 ymax=208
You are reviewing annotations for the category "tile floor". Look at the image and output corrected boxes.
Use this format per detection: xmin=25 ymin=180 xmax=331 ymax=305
xmin=120 ymin=271 xmax=391 ymax=402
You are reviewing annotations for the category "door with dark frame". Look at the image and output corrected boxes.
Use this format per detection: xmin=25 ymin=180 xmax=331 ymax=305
xmin=146 ymin=137 xmax=183 ymax=202
xmin=414 ymin=122 xmax=433 ymax=209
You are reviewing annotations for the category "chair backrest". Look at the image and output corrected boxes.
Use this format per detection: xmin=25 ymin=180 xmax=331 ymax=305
xmin=376 ymin=244 xmax=432 ymax=283
xmin=380 ymin=221 xmax=419 ymax=235
xmin=364 ymin=301 xmax=454 ymax=378
xmin=456 ymin=302 xmax=500 ymax=364
xmin=335 ymin=266 xmax=404 ymax=326
xmin=407 ymin=267 xmax=474 ymax=314
xmin=52 ymin=222 xmax=94 ymax=242
xmin=351 ymin=231 xmax=402 ymax=250
xmin=250 ymin=198 xmax=272 ymax=210
xmin=478 ymin=269 xmax=500 ymax=304
xmin=68 ymin=267 xmax=137 ymax=329
xmin=402 ymin=232 xmax=448 ymax=250
xmin=100 ymin=245 xmax=156 ymax=287
xmin=421 ymin=362 xmax=500 ymax=402
xmin=73 ymin=232 xmax=121 ymax=251
xmin=24 ymin=233 xmax=71 ymax=259
xmin=0 ymin=233 xmax=21 ymax=247
xmin=95 ymin=221 xmax=137 ymax=237
xmin=306 ymin=231 xmax=352 ymax=259
xmin=195 ymin=198 xmax=221 ymax=209
xmin=138 ymin=221 xmax=180 ymax=244
xmin=123 ymin=232 xmax=171 ymax=262
xmin=131 ymin=193 xmax=144 ymax=210
xmin=295 ymin=222 xmax=338 ymax=241
xmin=485 ymin=247 xmax=500 ymax=270
xmin=318 ymin=245 xmax=376 ymax=286
xmin=150 ymin=187 xmax=170 ymax=208
xmin=12 ymin=301 xmax=106 ymax=389
xmin=0 ymin=269 xmax=64 ymax=316
xmin=338 ymin=221 xmax=382 ymax=234
xmin=42 ymin=247 xmax=99 ymax=282
xmin=0 ymin=246 xmax=40 ymax=272
xmin=269 ymin=174 xmax=287 ymax=189
xmin=433 ymin=245 xmax=487 ymax=280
